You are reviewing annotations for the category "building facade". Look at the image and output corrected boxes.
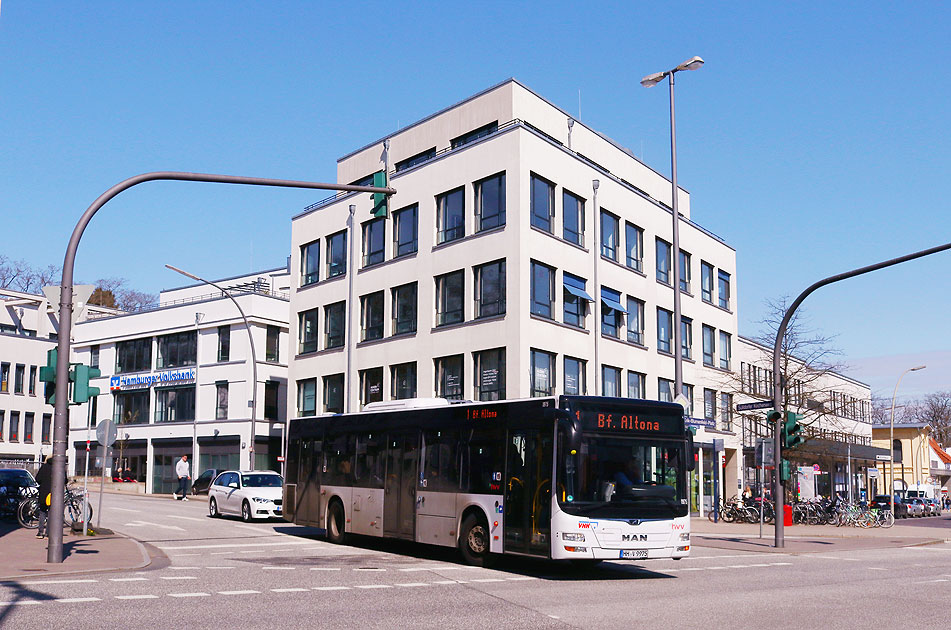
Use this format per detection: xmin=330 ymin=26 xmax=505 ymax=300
xmin=871 ymin=423 xmax=950 ymax=500
xmin=288 ymin=79 xmax=741 ymax=514
xmin=67 ymin=268 xmax=290 ymax=493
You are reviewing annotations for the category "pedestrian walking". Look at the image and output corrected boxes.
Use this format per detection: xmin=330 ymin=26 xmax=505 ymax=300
xmin=174 ymin=454 xmax=191 ymax=501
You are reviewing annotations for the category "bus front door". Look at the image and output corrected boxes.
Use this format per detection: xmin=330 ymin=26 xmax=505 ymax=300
xmin=384 ymin=433 xmax=418 ymax=539
xmin=504 ymin=429 xmax=552 ymax=556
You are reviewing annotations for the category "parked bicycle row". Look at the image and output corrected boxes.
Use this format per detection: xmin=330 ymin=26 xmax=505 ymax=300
xmin=707 ymin=495 xmax=943 ymax=528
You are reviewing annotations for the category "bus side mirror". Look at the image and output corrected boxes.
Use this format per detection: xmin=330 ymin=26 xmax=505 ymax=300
xmin=557 ymin=413 xmax=582 ymax=454
xmin=685 ymin=428 xmax=696 ymax=471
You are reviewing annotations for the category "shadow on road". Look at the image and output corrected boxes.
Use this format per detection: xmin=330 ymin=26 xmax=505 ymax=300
xmin=0 ymin=582 xmax=57 ymax=627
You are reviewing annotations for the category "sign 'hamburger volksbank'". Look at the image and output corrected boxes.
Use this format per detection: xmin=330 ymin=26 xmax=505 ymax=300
xmin=109 ymin=368 xmax=197 ymax=392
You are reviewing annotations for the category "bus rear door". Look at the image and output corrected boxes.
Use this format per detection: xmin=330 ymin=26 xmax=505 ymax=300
xmin=384 ymin=432 xmax=418 ymax=539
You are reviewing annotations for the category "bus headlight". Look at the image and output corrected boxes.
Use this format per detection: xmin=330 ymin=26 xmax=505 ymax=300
xmin=563 ymin=533 xmax=585 ymax=542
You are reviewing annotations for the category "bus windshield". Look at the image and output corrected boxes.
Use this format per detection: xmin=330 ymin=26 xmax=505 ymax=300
xmin=558 ymin=434 xmax=688 ymax=519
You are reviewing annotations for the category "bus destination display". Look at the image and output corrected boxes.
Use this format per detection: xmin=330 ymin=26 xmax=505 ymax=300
xmin=575 ymin=410 xmax=681 ymax=435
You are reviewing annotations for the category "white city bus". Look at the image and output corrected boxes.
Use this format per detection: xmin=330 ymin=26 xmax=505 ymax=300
xmin=283 ymin=395 xmax=694 ymax=565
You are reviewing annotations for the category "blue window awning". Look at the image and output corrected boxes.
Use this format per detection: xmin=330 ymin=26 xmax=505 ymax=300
xmin=564 ymin=284 xmax=594 ymax=302
xmin=601 ymin=295 xmax=628 ymax=313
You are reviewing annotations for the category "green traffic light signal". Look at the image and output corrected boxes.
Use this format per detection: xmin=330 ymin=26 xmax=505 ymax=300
xmin=782 ymin=411 xmax=804 ymax=450
xmin=780 ymin=459 xmax=791 ymax=484
xmin=39 ymin=348 xmax=58 ymax=405
xmin=71 ymin=363 xmax=102 ymax=404
xmin=371 ymin=170 xmax=388 ymax=218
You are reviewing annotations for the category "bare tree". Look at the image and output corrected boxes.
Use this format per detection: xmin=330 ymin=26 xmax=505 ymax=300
xmin=90 ymin=277 xmax=156 ymax=312
xmin=907 ymin=390 xmax=951 ymax=446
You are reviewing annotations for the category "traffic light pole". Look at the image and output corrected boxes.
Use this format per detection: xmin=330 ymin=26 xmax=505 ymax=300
xmin=770 ymin=240 xmax=951 ymax=549
xmin=48 ymin=172 xmax=395 ymax=563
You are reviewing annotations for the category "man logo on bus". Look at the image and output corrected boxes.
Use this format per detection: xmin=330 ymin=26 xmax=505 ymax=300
xmin=622 ymin=534 xmax=648 ymax=542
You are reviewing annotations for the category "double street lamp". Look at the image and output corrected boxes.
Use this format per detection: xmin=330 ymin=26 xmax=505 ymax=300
xmin=641 ymin=56 xmax=704 ymax=399
xmin=889 ymin=364 xmax=926 ymax=518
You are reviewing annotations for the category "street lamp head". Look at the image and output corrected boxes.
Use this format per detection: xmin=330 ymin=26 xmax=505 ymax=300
xmin=677 ymin=56 xmax=705 ymax=72
xmin=165 ymin=263 xmax=201 ymax=283
xmin=640 ymin=72 xmax=666 ymax=88
xmin=911 ymin=365 xmax=927 ymax=371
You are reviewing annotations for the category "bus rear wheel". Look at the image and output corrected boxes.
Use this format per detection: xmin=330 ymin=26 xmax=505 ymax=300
xmin=326 ymin=501 xmax=346 ymax=544
xmin=459 ymin=514 xmax=490 ymax=566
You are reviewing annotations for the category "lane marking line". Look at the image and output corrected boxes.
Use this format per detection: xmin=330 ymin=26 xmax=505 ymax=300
xmin=206 ymin=566 xmax=236 ymax=570
xmin=169 ymin=567 xmax=201 ymax=570
xmin=168 ymin=592 xmax=211 ymax=597
xmin=110 ymin=507 xmax=140 ymax=512
xmin=160 ymin=576 xmax=197 ymax=580
xmin=310 ymin=568 xmax=341 ymax=571
xmin=395 ymin=583 xmax=430 ymax=587
xmin=272 ymin=588 xmax=309 ymax=593
xmin=157 ymin=541 xmax=314 ymax=551
xmin=313 ymin=586 xmax=350 ymax=591
xmin=55 ymin=598 xmax=101 ymax=603
xmin=355 ymin=585 xmax=391 ymax=589
xmin=116 ymin=595 xmax=159 ymax=600
xmin=110 ymin=577 xmax=149 ymax=582
xmin=219 ymin=590 xmax=261 ymax=595
xmin=21 ymin=579 xmax=98 ymax=585
xmin=261 ymin=566 xmax=295 ymax=570
xmin=0 ymin=601 xmax=42 ymax=605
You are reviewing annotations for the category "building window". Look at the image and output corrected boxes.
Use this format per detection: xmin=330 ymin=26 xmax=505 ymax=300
xmin=362 ymin=217 xmax=385 ymax=267
xmin=563 ymin=273 xmax=591 ymax=328
xmin=530 ymin=349 xmax=555 ymax=397
xmin=301 ymin=239 xmax=320 ymax=286
xmin=702 ymin=325 xmax=716 ymax=367
xmin=600 ymin=210 xmax=619 ymax=261
xmin=297 ymin=309 xmax=318 ymax=354
xmin=327 ymin=230 xmax=347 ymax=279
xmin=718 ymin=270 xmax=731 ymax=310
xmin=719 ymin=331 xmax=732 ymax=370
xmin=114 ymin=390 xmax=149 ymax=424
xmin=323 ymin=374 xmax=344 ymax=414
xmin=626 ymin=297 xmax=644 ymax=345
xmin=264 ymin=381 xmax=279 ymax=420
xmin=391 ymin=363 xmax=417 ymax=400
xmin=564 ymin=356 xmax=586 ymax=395
xmin=155 ymin=386 xmax=195 ymax=422
xmin=14 ymin=364 xmax=24 ymax=394
xmin=474 ymin=259 xmax=506 ymax=318
xmin=563 ymin=190 xmax=584 ymax=246
xmin=42 ymin=413 xmax=51 ymax=444
xmin=395 ymin=147 xmax=436 ymax=172
xmin=474 ymin=348 xmax=505 ymax=401
xmin=530 ymin=261 xmax=555 ymax=319
xmin=215 ymin=382 xmax=228 ymax=420
xmin=703 ymin=389 xmax=716 ymax=421
xmin=29 ymin=366 xmax=37 ymax=396
xmin=392 ymin=282 xmax=417 ymax=335
xmin=266 ymin=325 xmax=280 ymax=363
xmin=625 ymin=223 xmax=643 ymax=272
xmin=0 ymin=411 xmax=4 ymax=441
xmin=436 ymin=187 xmax=465 ymax=244
xmin=475 ymin=172 xmax=505 ymax=232
xmin=720 ymin=393 xmax=732 ymax=430
xmin=24 ymin=413 xmax=33 ymax=443
xmin=657 ymin=308 xmax=673 ymax=354
xmin=602 ymin=365 xmax=621 ymax=397
xmin=298 ymin=378 xmax=316 ymax=417
xmin=156 ymin=331 xmax=196 ymax=369
xmin=116 ymin=338 xmax=151 ymax=374
xmin=656 ymin=239 xmax=671 ymax=285
xmin=701 ymin=262 xmax=714 ymax=303
xmin=325 ymin=302 xmax=345 ymax=349
xmin=679 ymin=250 xmax=691 ymax=293
xmin=658 ymin=378 xmax=674 ymax=403
xmin=9 ymin=411 xmax=18 ymax=442
xmin=393 ymin=204 xmax=418 ymax=258
xmin=435 ymin=270 xmax=465 ymax=326
xmin=217 ymin=325 xmax=231 ymax=362
xmin=628 ymin=371 xmax=646 ymax=399
xmin=682 ymin=384 xmax=694 ymax=416
xmin=360 ymin=291 xmax=385 ymax=341
xmin=435 ymin=355 xmax=464 ymax=400
xmin=360 ymin=367 xmax=384 ymax=407
xmin=530 ymin=174 xmax=554 ymax=233
xmin=0 ymin=362 xmax=7 ymax=392
xmin=90 ymin=345 xmax=100 ymax=369
xmin=451 ymin=121 xmax=498 ymax=149
xmin=600 ymin=287 xmax=624 ymax=338
xmin=681 ymin=317 xmax=692 ymax=360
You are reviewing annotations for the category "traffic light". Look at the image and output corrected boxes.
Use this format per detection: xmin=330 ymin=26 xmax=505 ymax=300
xmin=39 ymin=348 xmax=57 ymax=405
xmin=782 ymin=411 xmax=804 ymax=450
xmin=71 ymin=364 xmax=101 ymax=404
xmin=780 ymin=459 xmax=791 ymax=484
xmin=371 ymin=170 xmax=388 ymax=218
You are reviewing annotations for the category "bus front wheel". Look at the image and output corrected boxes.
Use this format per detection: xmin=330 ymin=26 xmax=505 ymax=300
xmin=459 ymin=514 xmax=490 ymax=566
xmin=326 ymin=501 xmax=346 ymax=544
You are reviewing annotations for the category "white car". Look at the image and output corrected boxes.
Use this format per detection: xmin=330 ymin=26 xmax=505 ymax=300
xmin=207 ymin=470 xmax=284 ymax=522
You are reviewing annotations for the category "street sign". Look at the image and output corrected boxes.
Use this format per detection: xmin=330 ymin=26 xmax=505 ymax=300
xmin=736 ymin=401 xmax=774 ymax=412
xmin=868 ymin=468 xmax=879 ymax=479
xmin=277 ymin=456 xmax=285 ymax=463
xmin=876 ymin=454 xmax=891 ymax=461
xmin=95 ymin=420 xmax=117 ymax=446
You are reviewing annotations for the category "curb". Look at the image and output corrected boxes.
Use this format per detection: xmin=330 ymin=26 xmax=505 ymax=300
xmin=0 ymin=531 xmax=158 ymax=582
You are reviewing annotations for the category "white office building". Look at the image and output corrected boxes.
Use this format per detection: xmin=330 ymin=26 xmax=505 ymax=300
xmin=288 ymin=79 xmax=742 ymax=513
xmin=67 ymin=268 xmax=290 ymax=494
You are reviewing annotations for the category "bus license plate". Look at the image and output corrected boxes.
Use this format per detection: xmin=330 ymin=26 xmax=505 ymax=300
xmin=620 ymin=550 xmax=648 ymax=559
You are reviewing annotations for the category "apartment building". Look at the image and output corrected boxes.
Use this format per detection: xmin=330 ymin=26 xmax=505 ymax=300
xmin=288 ymin=79 xmax=740 ymax=514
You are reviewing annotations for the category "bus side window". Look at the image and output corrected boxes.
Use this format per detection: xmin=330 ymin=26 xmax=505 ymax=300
xmin=421 ymin=430 xmax=459 ymax=492
xmin=286 ymin=438 xmax=301 ymax=486
xmin=325 ymin=434 xmax=354 ymax=486
xmin=468 ymin=427 xmax=505 ymax=494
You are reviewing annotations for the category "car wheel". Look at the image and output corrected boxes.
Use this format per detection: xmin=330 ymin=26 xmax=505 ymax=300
xmin=209 ymin=497 xmax=219 ymax=518
xmin=326 ymin=501 xmax=346 ymax=544
xmin=458 ymin=513 xmax=491 ymax=567
xmin=241 ymin=500 xmax=253 ymax=523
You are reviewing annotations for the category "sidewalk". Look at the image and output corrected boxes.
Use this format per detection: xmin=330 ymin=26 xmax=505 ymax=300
xmin=690 ymin=516 xmax=951 ymax=553
xmin=0 ymin=522 xmax=157 ymax=581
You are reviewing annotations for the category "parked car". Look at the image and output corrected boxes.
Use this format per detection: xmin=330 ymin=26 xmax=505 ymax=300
xmin=905 ymin=497 xmax=926 ymax=517
xmin=207 ymin=470 xmax=283 ymax=522
xmin=924 ymin=498 xmax=942 ymax=516
xmin=0 ymin=469 xmax=38 ymax=519
xmin=870 ymin=494 xmax=908 ymax=518
xmin=190 ymin=468 xmax=222 ymax=496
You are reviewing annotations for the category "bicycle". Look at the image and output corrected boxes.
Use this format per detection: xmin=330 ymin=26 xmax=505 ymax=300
xmin=18 ymin=485 xmax=93 ymax=529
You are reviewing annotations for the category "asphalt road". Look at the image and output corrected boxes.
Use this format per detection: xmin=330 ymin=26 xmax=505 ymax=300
xmin=1 ymin=492 xmax=950 ymax=630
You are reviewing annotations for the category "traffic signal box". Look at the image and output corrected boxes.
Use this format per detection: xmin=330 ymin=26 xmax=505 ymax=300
xmin=371 ymin=170 xmax=388 ymax=218
xmin=39 ymin=348 xmax=58 ymax=405
xmin=768 ymin=409 xmax=804 ymax=486
xmin=39 ymin=348 xmax=102 ymax=405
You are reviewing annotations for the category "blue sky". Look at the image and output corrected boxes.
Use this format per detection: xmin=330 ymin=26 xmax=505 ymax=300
xmin=1 ymin=2 xmax=948 ymax=400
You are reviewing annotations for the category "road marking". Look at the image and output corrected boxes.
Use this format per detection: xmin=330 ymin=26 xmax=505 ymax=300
xmin=110 ymin=577 xmax=149 ymax=582
xmin=169 ymin=566 xmax=201 ymax=570
xmin=219 ymin=590 xmax=261 ymax=595
xmin=168 ymin=592 xmax=210 ymax=597
xmin=0 ymin=601 xmax=41 ymax=606
xmin=310 ymin=567 xmax=341 ymax=571
xmin=55 ymin=598 xmax=101 ymax=603
xmin=916 ymin=579 xmax=949 ymax=583
xmin=470 ymin=578 xmax=505 ymax=583
xmin=157 ymin=540 xmax=315 ymax=551
xmin=262 ymin=566 xmax=295 ymax=570
xmin=206 ymin=566 xmax=236 ymax=570
xmin=272 ymin=588 xmax=309 ymax=593
xmin=177 ymin=516 xmax=206 ymax=522
xmin=313 ymin=586 xmax=350 ymax=591
xmin=21 ymin=579 xmax=98 ymax=585
xmin=869 ymin=567 xmax=888 ymax=571
xmin=433 ymin=580 xmax=467 ymax=584
xmin=116 ymin=595 xmax=159 ymax=600
xmin=395 ymin=583 xmax=430 ymax=587
xmin=124 ymin=520 xmax=186 ymax=531
xmin=111 ymin=507 xmax=140 ymax=513
xmin=355 ymin=567 xmax=386 ymax=572
xmin=355 ymin=585 xmax=391 ymax=589
xmin=160 ymin=576 xmax=197 ymax=580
